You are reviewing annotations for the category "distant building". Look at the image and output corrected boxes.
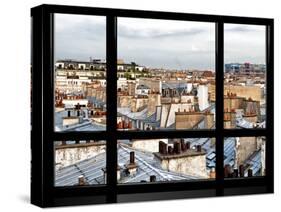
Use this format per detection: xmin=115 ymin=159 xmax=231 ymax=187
xmin=225 ymin=63 xmax=266 ymax=73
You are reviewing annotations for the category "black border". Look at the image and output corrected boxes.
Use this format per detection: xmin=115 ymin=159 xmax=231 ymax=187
xmin=31 ymin=4 xmax=274 ymax=207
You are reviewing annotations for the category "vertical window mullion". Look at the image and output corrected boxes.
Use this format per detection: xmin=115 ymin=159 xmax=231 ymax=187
xmin=265 ymin=23 xmax=274 ymax=192
xmin=106 ymin=15 xmax=118 ymax=202
xmin=215 ymin=21 xmax=224 ymax=196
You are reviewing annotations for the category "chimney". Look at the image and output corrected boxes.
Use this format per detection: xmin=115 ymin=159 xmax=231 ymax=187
xmin=186 ymin=142 xmax=191 ymax=150
xmin=159 ymin=141 xmax=167 ymax=154
xmin=67 ymin=110 xmax=71 ymax=117
xmin=224 ymin=164 xmax=232 ymax=178
xmin=125 ymin=152 xmax=137 ymax=176
xmin=124 ymin=120 xmax=128 ymax=129
xmin=239 ymin=165 xmax=245 ymax=177
xmin=196 ymin=145 xmax=202 ymax=152
xmin=118 ymin=121 xmax=123 ymax=129
xmin=233 ymin=169 xmax=239 ymax=178
xmin=150 ymin=175 xmax=156 ymax=182
xmin=128 ymin=121 xmax=132 ymax=129
xmin=180 ymin=139 xmax=186 ymax=151
xmin=90 ymin=110 xmax=94 ymax=116
xmin=130 ymin=151 xmax=135 ymax=164
xmin=168 ymin=146 xmax=173 ymax=154
xmin=173 ymin=141 xmax=181 ymax=154
xmin=247 ymin=169 xmax=253 ymax=177
xmin=78 ymin=175 xmax=86 ymax=186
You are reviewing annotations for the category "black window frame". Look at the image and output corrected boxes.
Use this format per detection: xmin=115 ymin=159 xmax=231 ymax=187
xmin=31 ymin=4 xmax=274 ymax=207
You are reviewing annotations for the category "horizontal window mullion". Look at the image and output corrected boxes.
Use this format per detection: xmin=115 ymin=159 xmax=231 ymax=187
xmin=52 ymin=131 xmax=109 ymax=141
xmin=115 ymin=130 xmax=216 ymax=140
xmin=54 ymin=185 xmax=109 ymax=198
xmin=223 ymin=176 xmax=266 ymax=188
xmin=222 ymin=129 xmax=268 ymax=137
xmin=116 ymin=180 xmax=216 ymax=194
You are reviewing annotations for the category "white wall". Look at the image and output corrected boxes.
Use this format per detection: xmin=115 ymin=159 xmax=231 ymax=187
xmin=0 ymin=0 xmax=280 ymax=211
xmin=198 ymin=84 xmax=209 ymax=111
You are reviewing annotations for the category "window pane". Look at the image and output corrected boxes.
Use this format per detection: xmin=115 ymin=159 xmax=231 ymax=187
xmin=54 ymin=140 xmax=106 ymax=186
xmin=224 ymin=24 xmax=266 ymax=129
xmin=54 ymin=14 xmax=106 ymax=131
xmin=224 ymin=137 xmax=266 ymax=178
xmin=117 ymin=138 xmax=216 ymax=184
xmin=117 ymin=18 xmax=215 ymax=131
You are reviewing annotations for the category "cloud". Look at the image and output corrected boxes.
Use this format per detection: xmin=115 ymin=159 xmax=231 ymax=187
xmin=225 ymin=25 xmax=264 ymax=33
xmin=224 ymin=24 xmax=266 ymax=64
xmin=118 ymin=26 xmax=206 ymax=39
xmin=54 ymin=14 xmax=265 ymax=69
xmin=55 ymin=14 xmax=106 ymax=61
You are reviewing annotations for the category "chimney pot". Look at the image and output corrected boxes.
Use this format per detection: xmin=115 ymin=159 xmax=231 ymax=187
xmin=159 ymin=141 xmax=167 ymax=154
xmin=174 ymin=141 xmax=181 ymax=154
xmin=239 ymin=165 xmax=245 ymax=177
xmin=130 ymin=151 xmax=135 ymax=164
xmin=224 ymin=164 xmax=232 ymax=178
xmin=233 ymin=169 xmax=239 ymax=178
xmin=180 ymin=139 xmax=186 ymax=151
xmin=186 ymin=142 xmax=190 ymax=150
xmin=150 ymin=175 xmax=156 ymax=182
xmin=168 ymin=146 xmax=173 ymax=154
xmin=247 ymin=169 xmax=253 ymax=177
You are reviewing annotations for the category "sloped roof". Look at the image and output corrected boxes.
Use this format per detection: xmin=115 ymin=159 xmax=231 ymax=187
xmin=55 ymin=143 xmax=200 ymax=187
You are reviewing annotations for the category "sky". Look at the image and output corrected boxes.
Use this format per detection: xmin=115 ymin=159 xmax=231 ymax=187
xmin=55 ymin=14 xmax=266 ymax=70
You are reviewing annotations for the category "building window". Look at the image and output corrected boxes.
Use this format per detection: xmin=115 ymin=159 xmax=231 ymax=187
xmin=31 ymin=5 xmax=273 ymax=207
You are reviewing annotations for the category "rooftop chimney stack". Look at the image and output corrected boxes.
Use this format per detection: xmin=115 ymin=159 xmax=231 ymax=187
xmin=247 ymin=169 xmax=253 ymax=177
xmin=196 ymin=145 xmax=202 ymax=152
xmin=125 ymin=152 xmax=138 ymax=176
xmin=186 ymin=142 xmax=191 ymax=150
xmin=168 ymin=146 xmax=173 ymax=154
xmin=233 ymin=169 xmax=239 ymax=178
xmin=173 ymin=141 xmax=181 ymax=154
xmin=67 ymin=110 xmax=71 ymax=117
xmin=224 ymin=164 xmax=232 ymax=178
xmin=130 ymin=151 xmax=135 ymax=164
xmin=239 ymin=165 xmax=245 ymax=177
xmin=180 ymin=139 xmax=186 ymax=151
xmin=159 ymin=141 xmax=167 ymax=155
xmin=150 ymin=175 xmax=156 ymax=182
